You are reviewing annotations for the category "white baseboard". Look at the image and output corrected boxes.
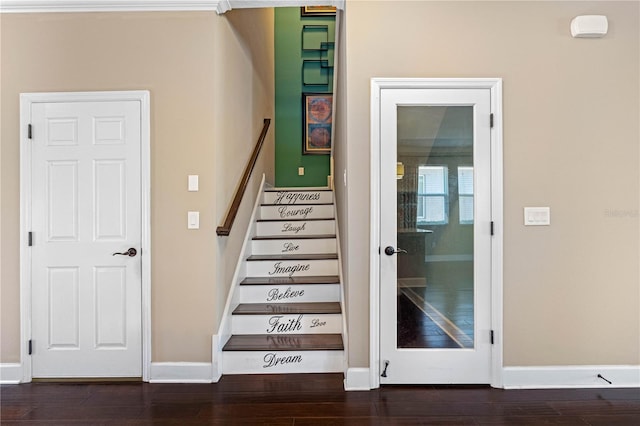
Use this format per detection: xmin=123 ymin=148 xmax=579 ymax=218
xmin=0 ymin=363 xmax=23 ymax=384
xmin=7 ymin=361 xmax=638 ymax=389
xmin=344 ymin=367 xmax=371 ymax=391
xmin=343 ymin=366 xmax=639 ymax=390
xmin=149 ymin=362 xmax=213 ymax=383
xmin=211 ymin=336 xmax=222 ymax=383
xmin=503 ymin=365 xmax=640 ymax=389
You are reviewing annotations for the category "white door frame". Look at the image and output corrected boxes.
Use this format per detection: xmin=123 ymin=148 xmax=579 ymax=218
xmin=19 ymin=91 xmax=151 ymax=383
xmin=369 ymin=78 xmax=503 ymax=389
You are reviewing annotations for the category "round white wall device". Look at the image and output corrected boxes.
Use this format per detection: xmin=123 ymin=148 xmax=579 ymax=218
xmin=571 ymin=15 xmax=608 ymax=38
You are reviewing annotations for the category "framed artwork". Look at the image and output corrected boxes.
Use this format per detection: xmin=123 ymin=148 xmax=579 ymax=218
xmin=301 ymin=6 xmax=337 ymax=17
xmin=303 ymin=93 xmax=333 ymax=155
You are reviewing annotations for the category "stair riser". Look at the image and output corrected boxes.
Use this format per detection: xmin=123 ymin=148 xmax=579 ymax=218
xmin=246 ymin=259 xmax=338 ymax=277
xmin=238 ymin=284 xmax=340 ymax=304
xmin=256 ymin=220 xmax=335 ymax=237
xmin=252 ymin=238 xmax=336 ymax=255
xmin=263 ymin=191 xmax=333 ymax=205
xmin=260 ymin=204 xmax=333 ymax=221
xmin=232 ymin=314 xmax=342 ymax=335
xmin=223 ymin=350 xmax=343 ymax=374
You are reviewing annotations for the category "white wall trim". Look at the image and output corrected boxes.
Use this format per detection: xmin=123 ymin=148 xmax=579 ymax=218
xmin=333 ymin=194 xmax=349 ymax=384
xmin=0 ymin=0 xmax=221 ymax=13
xmin=489 ymin=79 xmax=504 ymax=389
xmin=0 ymin=364 xmax=23 ymax=384
xmin=503 ymin=366 xmax=640 ymax=389
xmin=223 ymin=0 xmax=345 ymax=12
xmin=344 ymin=368 xmax=371 ymax=391
xmin=0 ymin=0 xmax=222 ymax=13
xmin=149 ymin=362 xmax=213 ymax=383
xmin=20 ymin=90 xmax=151 ymax=383
xmin=0 ymin=0 xmax=345 ymax=14
xmin=369 ymin=78 xmax=504 ymax=389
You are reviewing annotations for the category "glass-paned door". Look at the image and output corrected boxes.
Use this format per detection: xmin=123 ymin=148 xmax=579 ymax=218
xmin=380 ymin=87 xmax=492 ymax=384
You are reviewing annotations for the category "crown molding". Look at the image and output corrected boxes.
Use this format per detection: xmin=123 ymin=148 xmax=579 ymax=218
xmin=0 ymin=0 xmax=344 ymax=14
xmin=0 ymin=0 xmax=223 ymax=13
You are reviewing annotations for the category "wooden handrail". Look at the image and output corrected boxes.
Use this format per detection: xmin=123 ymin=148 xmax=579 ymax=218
xmin=216 ymin=118 xmax=271 ymax=236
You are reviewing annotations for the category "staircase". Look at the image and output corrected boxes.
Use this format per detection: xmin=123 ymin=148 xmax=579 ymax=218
xmin=219 ymin=187 xmax=345 ymax=375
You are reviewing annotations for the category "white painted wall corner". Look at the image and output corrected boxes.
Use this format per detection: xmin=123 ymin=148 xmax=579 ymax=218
xmin=344 ymin=368 xmax=371 ymax=391
xmin=149 ymin=362 xmax=213 ymax=383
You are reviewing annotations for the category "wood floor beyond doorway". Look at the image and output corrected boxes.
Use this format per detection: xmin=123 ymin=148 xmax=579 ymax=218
xmin=2 ymin=374 xmax=639 ymax=425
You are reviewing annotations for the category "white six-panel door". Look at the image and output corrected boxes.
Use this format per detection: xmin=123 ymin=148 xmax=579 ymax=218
xmin=29 ymin=99 xmax=143 ymax=378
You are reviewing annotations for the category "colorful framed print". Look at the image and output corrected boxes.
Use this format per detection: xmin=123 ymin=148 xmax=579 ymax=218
xmin=301 ymin=6 xmax=337 ymax=17
xmin=303 ymin=93 xmax=333 ymax=155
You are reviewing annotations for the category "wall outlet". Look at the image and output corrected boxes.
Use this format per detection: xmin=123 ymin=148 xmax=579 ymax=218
xmin=298 ymin=167 xmax=305 ymax=176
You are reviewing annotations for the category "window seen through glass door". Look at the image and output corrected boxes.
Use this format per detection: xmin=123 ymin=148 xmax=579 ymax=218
xmin=417 ymin=166 xmax=448 ymax=225
xmin=458 ymin=166 xmax=474 ymax=224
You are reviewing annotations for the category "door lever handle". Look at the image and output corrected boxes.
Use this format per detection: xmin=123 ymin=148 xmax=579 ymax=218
xmin=384 ymin=246 xmax=407 ymax=256
xmin=112 ymin=248 xmax=137 ymax=257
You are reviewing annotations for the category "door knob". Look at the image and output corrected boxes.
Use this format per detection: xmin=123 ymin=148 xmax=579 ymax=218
xmin=384 ymin=246 xmax=407 ymax=256
xmin=112 ymin=248 xmax=137 ymax=257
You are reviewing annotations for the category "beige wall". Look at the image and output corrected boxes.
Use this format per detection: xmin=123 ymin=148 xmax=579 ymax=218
xmin=342 ymin=1 xmax=639 ymax=367
xmin=2 ymin=0 xmax=638 ymax=376
xmin=0 ymin=10 xmax=274 ymax=364
xmin=333 ymin=8 xmax=351 ymax=355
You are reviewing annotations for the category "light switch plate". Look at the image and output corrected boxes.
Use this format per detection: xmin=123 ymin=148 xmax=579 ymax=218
xmin=188 ymin=175 xmax=199 ymax=192
xmin=298 ymin=167 xmax=305 ymax=176
xmin=524 ymin=207 xmax=551 ymax=226
xmin=188 ymin=211 xmax=200 ymax=229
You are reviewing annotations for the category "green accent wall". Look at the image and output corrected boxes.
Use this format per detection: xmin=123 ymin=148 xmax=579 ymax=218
xmin=275 ymin=8 xmax=335 ymax=187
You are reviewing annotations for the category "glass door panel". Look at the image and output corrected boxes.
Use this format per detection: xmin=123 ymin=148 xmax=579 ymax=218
xmin=396 ymin=106 xmax=474 ymax=350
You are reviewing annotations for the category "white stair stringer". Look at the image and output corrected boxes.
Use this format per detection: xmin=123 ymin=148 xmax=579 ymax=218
xmin=212 ymin=175 xmax=267 ymax=382
xmin=216 ymin=187 xmax=345 ymax=376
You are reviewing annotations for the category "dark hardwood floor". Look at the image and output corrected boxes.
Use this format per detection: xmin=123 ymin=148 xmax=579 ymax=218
xmin=2 ymin=374 xmax=639 ymax=425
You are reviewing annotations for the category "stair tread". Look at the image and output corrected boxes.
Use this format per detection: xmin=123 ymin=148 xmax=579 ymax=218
xmin=253 ymin=234 xmax=336 ymax=241
xmin=264 ymin=188 xmax=332 ymax=192
xmin=233 ymin=302 xmax=341 ymax=315
xmin=240 ymin=276 xmax=340 ymax=285
xmin=223 ymin=333 xmax=343 ymax=351
xmin=247 ymin=254 xmax=337 ymax=261
xmin=262 ymin=203 xmax=333 ymax=206
xmin=257 ymin=218 xmax=334 ymax=222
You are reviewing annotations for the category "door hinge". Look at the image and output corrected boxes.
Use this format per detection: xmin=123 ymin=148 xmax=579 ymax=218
xmin=490 ymin=330 xmax=495 ymax=345
xmin=28 ymin=339 xmax=33 ymax=355
xmin=28 ymin=232 xmax=33 ymax=246
xmin=28 ymin=124 xmax=33 ymax=140
xmin=490 ymin=221 xmax=494 ymax=236
xmin=490 ymin=113 xmax=494 ymax=128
